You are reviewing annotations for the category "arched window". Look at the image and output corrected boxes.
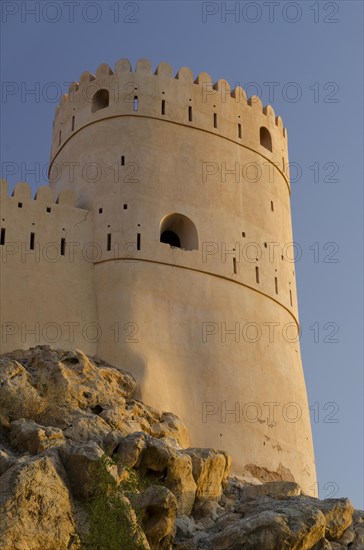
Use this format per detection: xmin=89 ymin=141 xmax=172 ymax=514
xmin=160 ymin=213 xmax=198 ymax=251
xmin=260 ymin=126 xmax=272 ymax=152
xmin=92 ymin=89 xmax=109 ymax=113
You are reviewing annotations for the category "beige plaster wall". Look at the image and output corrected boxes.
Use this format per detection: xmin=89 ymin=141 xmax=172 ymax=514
xmin=0 ymin=180 xmax=97 ymax=355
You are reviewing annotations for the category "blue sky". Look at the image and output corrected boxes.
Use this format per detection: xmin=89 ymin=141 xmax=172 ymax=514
xmin=1 ymin=1 xmax=363 ymax=507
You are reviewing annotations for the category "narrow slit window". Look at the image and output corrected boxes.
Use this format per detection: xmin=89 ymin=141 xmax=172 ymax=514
xmin=18 ymin=202 xmax=22 ymax=208
xmin=133 ymin=96 xmax=138 ymax=111
xmin=289 ymin=289 xmax=293 ymax=306
xmin=161 ymin=99 xmax=166 ymax=115
xmin=30 ymin=232 xmax=35 ymax=250
xmin=238 ymin=123 xmax=242 ymax=138
xmin=233 ymin=257 xmax=237 ymax=274
xmin=213 ymin=113 xmax=217 ymax=128
xmin=60 ymin=238 xmax=66 ymax=256
xmin=107 ymin=233 xmax=111 ymax=251
xmin=121 ymin=155 xmax=125 ymax=166
xmin=242 ymin=232 xmax=246 ymax=238
xmin=271 ymin=201 xmax=274 ymax=211
xmin=137 ymin=233 xmax=141 ymax=251
xmin=59 ymin=130 xmax=62 ymax=146
xmin=0 ymin=228 xmax=5 ymax=245
xmin=275 ymin=277 xmax=278 ymax=295
xmin=188 ymin=106 xmax=192 ymax=122
xmin=282 ymin=157 xmax=285 ymax=171
xmin=255 ymin=266 xmax=260 ymax=284
xmin=99 ymin=208 xmax=103 ymax=214
xmin=71 ymin=116 xmax=75 ymax=132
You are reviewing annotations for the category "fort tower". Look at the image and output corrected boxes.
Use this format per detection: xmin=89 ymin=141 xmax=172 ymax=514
xmin=1 ymin=59 xmax=316 ymax=493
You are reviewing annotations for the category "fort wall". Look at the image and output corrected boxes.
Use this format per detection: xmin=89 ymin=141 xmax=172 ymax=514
xmin=0 ymin=180 xmax=97 ymax=355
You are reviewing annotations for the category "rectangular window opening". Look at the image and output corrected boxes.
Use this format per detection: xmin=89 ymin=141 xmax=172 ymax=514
xmin=46 ymin=207 xmax=51 ymax=213
xmin=161 ymin=99 xmax=166 ymax=115
xmin=99 ymin=208 xmax=103 ymax=214
xmin=275 ymin=277 xmax=278 ymax=295
xmin=255 ymin=266 xmax=260 ymax=284
xmin=107 ymin=233 xmax=111 ymax=251
xmin=0 ymin=228 xmax=5 ymax=246
xmin=123 ymin=204 xmax=128 ymax=210
xmin=188 ymin=106 xmax=192 ymax=122
xmin=289 ymin=289 xmax=293 ymax=306
xmin=58 ymin=130 xmax=62 ymax=146
xmin=233 ymin=257 xmax=237 ymax=274
xmin=30 ymin=232 xmax=35 ymax=250
xmin=133 ymin=96 xmax=138 ymax=111
xmin=242 ymin=232 xmax=246 ymax=238
xmin=121 ymin=155 xmax=125 ymax=166
xmin=71 ymin=116 xmax=75 ymax=132
xmin=61 ymin=238 xmax=66 ymax=256
xmin=238 ymin=123 xmax=242 ymax=139
xmin=18 ymin=202 xmax=22 ymax=208
xmin=271 ymin=201 xmax=274 ymax=211
xmin=137 ymin=233 xmax=141 ymax=251
xmin=213 ymin=113 xmax=217 ymax=128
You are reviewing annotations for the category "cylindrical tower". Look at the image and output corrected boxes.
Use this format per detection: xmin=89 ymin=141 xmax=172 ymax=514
xmin=49 ymin=58 xmax=316 ymax=493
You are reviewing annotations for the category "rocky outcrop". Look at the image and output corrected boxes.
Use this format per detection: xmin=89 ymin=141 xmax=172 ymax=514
xmin=0 ymin=346 xmax=362 ymax=550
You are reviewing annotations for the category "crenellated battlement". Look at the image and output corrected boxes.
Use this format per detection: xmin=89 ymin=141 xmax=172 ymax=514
xmin=0 ymin=179 xmax=92 ymax=263
xmin=0 ymin=179 xmax=79 ymax=207
xmin=50 ymin=58 xmax=288 ymax=177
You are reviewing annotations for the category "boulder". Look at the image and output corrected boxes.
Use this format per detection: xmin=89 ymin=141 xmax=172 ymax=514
xmin=211 ymin=503 xmax=326 ymax=550
xmin=240 ymin=481 xmax=302 ymax=500
xmin=114 ymin=431 xmax=148 ymax=467
xmin=137 ymin=436 xmax=197 ymax=515
xmin=10 ymin=418 xmax=65 ymax=454
xmin=59 ymin=441 xmax=117 ymax=498
xmin=303 ymin=497 xmax=354 ymax=540
xmin=183 ymin=448 xmax=231 ymax=503
xmin=0 ymin=452 xmax=78 ymax=550
xmin=131 ymin=485 xmax=178 ymax=549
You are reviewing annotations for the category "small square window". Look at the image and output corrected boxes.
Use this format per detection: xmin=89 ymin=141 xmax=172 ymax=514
xmin=99 ymin=208 xmax=103 ymax=214
xmin=18 ymin=202 xmax=23 ymax=208
xmin=46 ymin=207 xmax=51 ymax=213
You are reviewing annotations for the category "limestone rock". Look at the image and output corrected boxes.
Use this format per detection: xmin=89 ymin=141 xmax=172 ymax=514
xmin=211 ymin=502 xmax=326 ymax=550
xmin=312 ymin=539 xmax=334 ymax=549
xmin=0 ymin=443 xmax=17 ymax=475
xmin=240 ymin=480 xmax=302 ymax=500
xmin=137 ymin=436 xmax=197 ymax=515
xmin=62 ymin=412 xmax=112 ymax=442
xmin=175 ymin=515 xmax=197 ymax=537
xmin=59 ymin=441 xmax=117 ymax=498
xmin=184 ymin=448 xmax=231 ymax=503
xmin=1 ymin=346 xmax=363 ymax=550
xmin=114 ymin=431 xmax=148 ymax=467
xmin=0 ymin=452 xmax=77 ymax=550
xmin=131 ymin=485 xmax=177 ymax=549
xmin=150 ymin=412 xmax=190 ymax=448
xmin=10 ymin=418 xmax=65 ymax=454
xmin=303 ymin=496 xmax=354 ymax=540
